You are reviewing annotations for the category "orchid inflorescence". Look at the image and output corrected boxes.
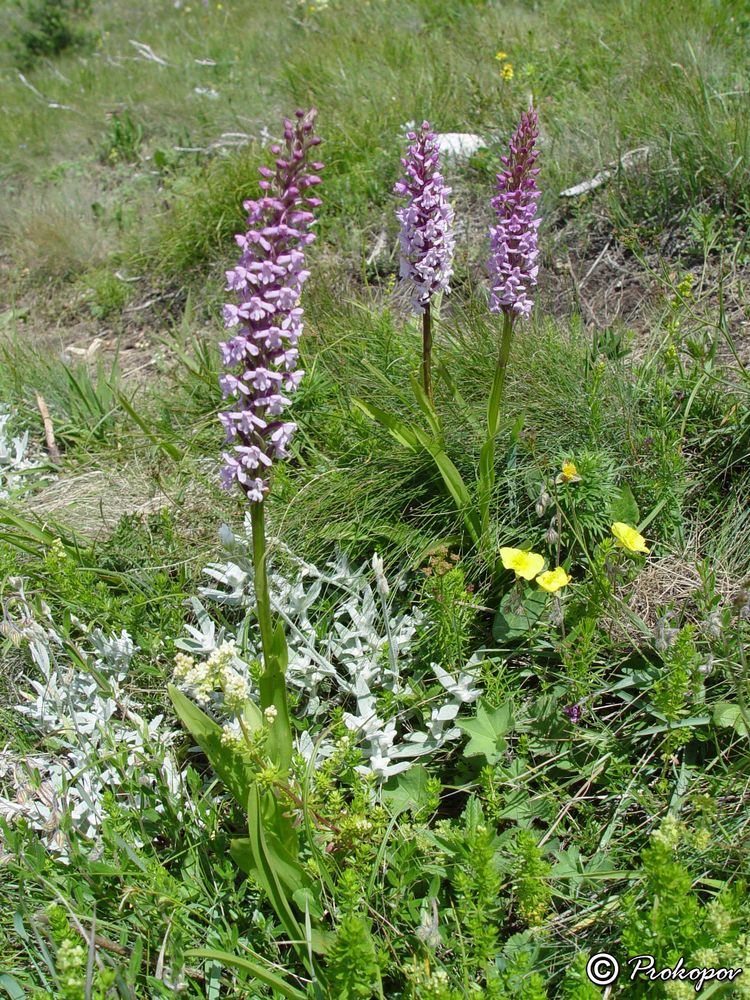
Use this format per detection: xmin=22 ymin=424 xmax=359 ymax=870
xmin=219 ymin=109 xmax=323 ymax=502
xmin=394 ymin=121 xmax=455 ymax=314
xmin=489 ymin=108 xmax=541 ymax=320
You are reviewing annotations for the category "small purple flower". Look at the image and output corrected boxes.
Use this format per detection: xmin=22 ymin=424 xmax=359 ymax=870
xmin=563 ymin=703 xmax=582 ymax=724
xmin=219 ymin=109 xmax=322 ymax=501
xmin=489 ymin=110 xmax=541 ymax=320
xmin=394 ymin=122 xmax=455 ymax=313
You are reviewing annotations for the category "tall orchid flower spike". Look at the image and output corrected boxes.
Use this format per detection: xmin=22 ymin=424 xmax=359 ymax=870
xmin=219 ymin=109 xmax=323 ymax=503
xmin=489 ymin=108 xmax=541 ymax=322
xmin=481 ymin=110 xmax=542 ymax=565
xmin=217 ymin=109 xmax=323 ymax=772
xmin=394 ymin=121 xmax=455 ymax=401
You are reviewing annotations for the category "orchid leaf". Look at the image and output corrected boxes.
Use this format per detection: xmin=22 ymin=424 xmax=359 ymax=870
xmin=351 ymin=397 xmax=420 ymax=450
xmin=116 ymin=390 xmax=184 ymax=462
xmin=419 ymin=441 xmax=481 ymax=544
xmin=168 ymin=684 xmax=254 ymax=811
xmin=410 ymin=373 xmax=442 ymax=438
xmin=258 ymin=621 xmax=293 ymax=772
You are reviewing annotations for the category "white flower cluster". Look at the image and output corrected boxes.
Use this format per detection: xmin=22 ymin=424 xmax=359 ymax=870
xmin=0 ymin=407 xmax=49 ymax=500
xmin=175 ymin=519 xmax=483 ymax=782
xmin=0 ymin=585 xmax=183 ymax=857
xmin=173 ymin=641 xmax=249 ymax=711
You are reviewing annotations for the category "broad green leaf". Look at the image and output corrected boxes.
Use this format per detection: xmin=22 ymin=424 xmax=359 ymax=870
xmin=0 ymin=510 xmax=62 ymax=556
xmin=638 ymin=716 xmax=711 ymax=735
xmin=424 ymin=446 xmax=481 ymax=544
xmin=495 ymin=788 xmax=554 ymax=823
xmin=458 ymin=701 xmax=514 ymax=763
xmin=258 ymin=622 xmax=293 ymax=773
xmin=270 ymin=619 xmax=289 ymax=673
xmin=258 ymin=780 xmax=299 ymax=858
xmin=242 ymin=699 xmax=264 ymax=734
xmin=231 ymin=790 xmax=304 ymax=899
xmin=478 ymin=437 xmax=494 ymax=493
xmin=610 ymin=483 xmax=639 ymax=525
xmin=186 ymin=948 xmax=306 ymax=1000
xmin=493 ymin=589 xmax=548 ymax=641
xmin=242 ymin=786 xmax=333 ymax=961
xmin=382 ymin=765 xmax=433 ymax=816
xmin=713 ymin=702 xmax=749 ymax=736
xmin=352 ymin=396 xmax=481 ymax=543
xmin=231 ymin=834 xmax=307 ymax=900
xmin=0 ymin=974 xmax=26 ymax=999
xmin=292 ymin=886 xmax=324 ymax=921
xmin=168 ymin=685 xmax=254 ymax=810
xmin=437 ymin=363 xmax=486 ymax=439
xmin=244 ymin=785 xmax=306 ymax=950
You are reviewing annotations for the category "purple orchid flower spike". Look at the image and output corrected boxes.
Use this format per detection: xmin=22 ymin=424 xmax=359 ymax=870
xmin=481 ymin=110 xmax=542 ymax=565
xmin=219 ymin=109 xmax=323 ymax=502
xmin=489 ymin=109 xmax=541 ymax=320
xmin=395 ymin=121 xmax=455 ymax=313
xmin=394 ymin=121 xmax=455 ymax=401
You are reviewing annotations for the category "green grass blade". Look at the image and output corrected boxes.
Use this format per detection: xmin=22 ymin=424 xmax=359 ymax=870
xmin=116 ymin=391 xmax=184 ymax=462
xmin=185 ymin=948 xmax=307 ymax=999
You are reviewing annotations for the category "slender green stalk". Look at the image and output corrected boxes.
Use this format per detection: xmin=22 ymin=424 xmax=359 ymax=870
xmin=487 ymin=312 xmax=515 ymax=440
xmin=250 ymin=501 xmax=293 ymax=772
xmin=251 ymin=501 xmax=274 ymax=667
xmin=422 ymin=300 xmax=433 ymax=402
xmin=480 ymin=313 xmax=515 ymax=558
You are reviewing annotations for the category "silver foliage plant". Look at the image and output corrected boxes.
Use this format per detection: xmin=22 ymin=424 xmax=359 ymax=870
xmin=0 ymin=407 xmax=50 ymax=500
xmin=175 ymin=518 xmax=483 ymax=782
xmin=1 ymin=532 xmax=484 ymax=860
xmin=0 ymin=584 xmax=183 ymax=858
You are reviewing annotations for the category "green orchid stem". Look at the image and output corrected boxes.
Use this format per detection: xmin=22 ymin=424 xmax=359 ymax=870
xmin=422 ymin=300 xmax=433 ymax=403
xmin=487 ymin=313 xmax=515 ymax=440
xmin=250 ymin=501 xmax=292 ymax=772
xmin=481 ymin=312 xmax=515 ymax=570
xmin=251 ymin=501 xmax=274 ymax=665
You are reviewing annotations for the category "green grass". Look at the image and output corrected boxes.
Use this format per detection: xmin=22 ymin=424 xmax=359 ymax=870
xmin=1 ymin=0 xmax=747 ymax=283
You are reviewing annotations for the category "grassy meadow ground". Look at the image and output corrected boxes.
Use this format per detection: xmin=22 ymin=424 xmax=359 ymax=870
xmin=1 ymin=0 xmax=750 ymax=996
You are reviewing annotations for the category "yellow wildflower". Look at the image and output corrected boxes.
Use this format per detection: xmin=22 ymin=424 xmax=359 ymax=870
xmin=495 ymin=51 xmax=508 ymax=61
xmin=500 ymin=547 xmax=545 ymax=581
xmin=562 ymin=460 xmax=577 ymax=479
xmin=611 ymin=522 xmax=650 ymax=554
xmin=536 ymin=567 xmax=571 ymax=593
xmin=501 ymin=63 xmax=514 ymax=81
xmin=556 ymin=460 xmax=581 ymax=484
